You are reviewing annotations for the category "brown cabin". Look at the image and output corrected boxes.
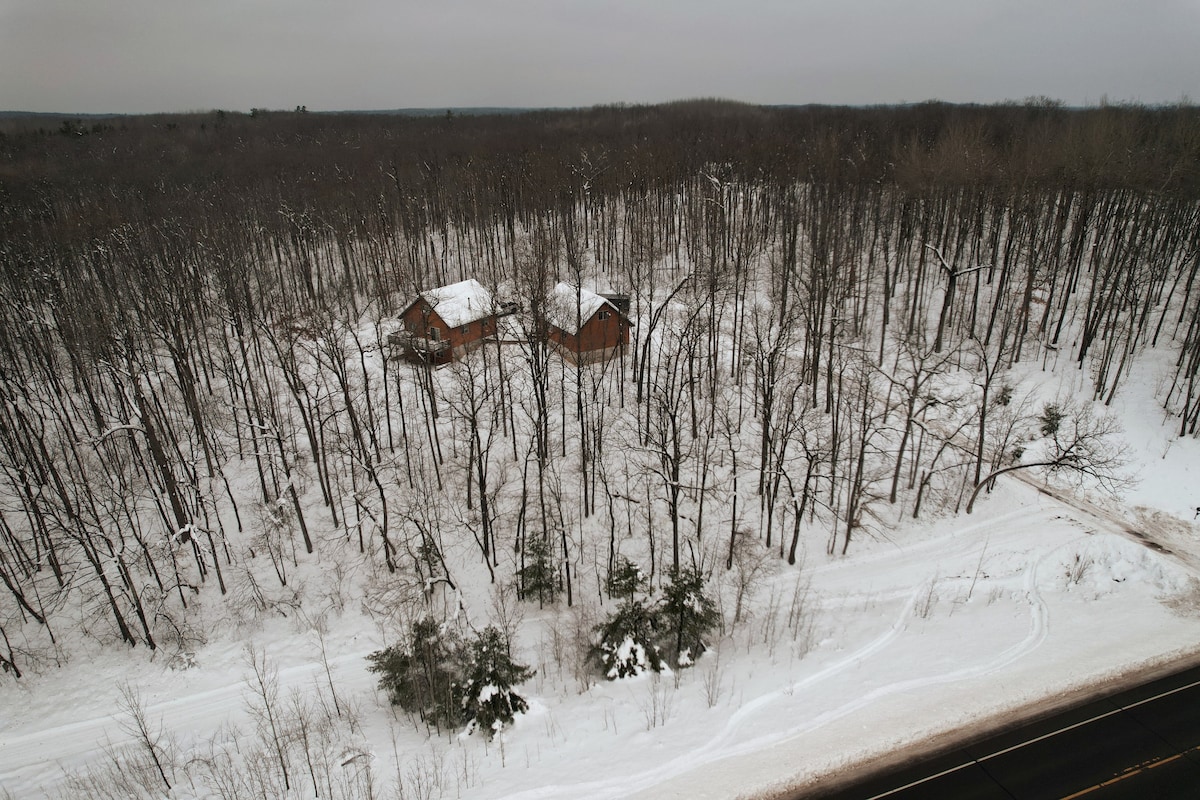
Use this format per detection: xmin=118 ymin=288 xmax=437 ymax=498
xmin=393 ymin=279 xmax=497 ymax=364
xmin=545 ymin=283 xmax=630 ymax=363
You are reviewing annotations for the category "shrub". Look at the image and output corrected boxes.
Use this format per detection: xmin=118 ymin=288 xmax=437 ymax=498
xmin=1039 ymin=402 xmax=1066 ymax=437
xmin=366 ymin=617 xmax=466 ymax=730
xmin=606 ymin=555 xmax=646 ymax=599
xmin=593 ymin=598 xmax=664 ymax=679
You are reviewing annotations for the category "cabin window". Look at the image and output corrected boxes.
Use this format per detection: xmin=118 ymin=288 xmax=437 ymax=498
xmin=598 ymin=310 xmax=611 ymax=320
xmin=428 ymin=327 xmax=441 ymax=342
xmin=461 ymin=324 xmax=471 ymax=334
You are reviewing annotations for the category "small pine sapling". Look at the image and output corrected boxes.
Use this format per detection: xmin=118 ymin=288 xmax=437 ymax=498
xmin=1039 ymin=402 xmax=1066 ymax=436
xmin=606 ymin=555 xmax=646 ymax=599
xmin=593 ymin=598 xmax=664 ymax=679
xmin=660 ymin=566 xmax=720 ymax=668
xmin=366 ymin=617 xmax=466 ymax=730
xmin=458 ymin=626 xmax=535 ymax=739
xmin=518 ymin=532 xmax=558 ymax=605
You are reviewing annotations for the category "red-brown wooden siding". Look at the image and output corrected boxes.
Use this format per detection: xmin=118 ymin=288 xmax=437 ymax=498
xmin=549 ymin=309 xmax=628 ymax=353
xmin=400 ymin=303 xmax=496 ymax=356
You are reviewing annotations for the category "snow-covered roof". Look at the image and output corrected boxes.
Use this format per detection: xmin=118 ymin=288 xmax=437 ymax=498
xmin=415 ymin=279 xmax=495 ymax=328
xmin=545 ymin=283 xmax=614 ymax=335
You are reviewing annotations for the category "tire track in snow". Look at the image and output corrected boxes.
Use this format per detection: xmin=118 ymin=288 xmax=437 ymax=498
xmin=613 ymin=542 xmax=1054 ymax=800
xmin=0 ymin=647 xmax=377 ymax=797
xmin=644 ymin=563 xmax=1048 ymax=798
xmin=808 ymin=503 xmax=1046 ymax=606
xmin=810 ymin=504 xmax=1041 ymax=577
xmin=0 ymin=503 xmax=1053 ymax=799
xmin=499 ymin=582 xmax=929 ymax=800
xmin=500 ymin=518 xmax=1056 ymax=800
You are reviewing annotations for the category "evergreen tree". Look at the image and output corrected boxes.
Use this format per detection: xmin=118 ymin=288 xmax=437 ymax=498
xmin=593 ymin=598 xmax=664 ymax=679
xmin=606 ymin=555 xmax=646 ymax=600
xmin=519 ymin=532 xmax=558 ymax=605
xmin=366 ymin=618 xmax=466 ymax=729
xmin=457 ymin=626 xmax=535 ymax=738
xmin=1039 ymin=403 xmax=1066 ymax=436
xmin=660 ymin=566 xmax=720 ymax=667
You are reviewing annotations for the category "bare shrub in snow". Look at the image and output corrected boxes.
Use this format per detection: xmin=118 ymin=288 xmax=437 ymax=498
xmin=914 ymin=576 xmax=940 ymax=619
xmin=152 ymin=607 xmax=207 ymax=671
xmin=786 ymin=568 xmax=819 ymax=656
xmin=488 ymin=582 xmax=526 ymax=650
xmin=564 ymin=602 xmax=600 ymax=693
xmin=638 ymin=673 xmax=676 ymax=730
xmin=727 ymin=530 xmax=775 ymax=627
xmin=58 ymin=746 xmax=167 ymax=800
xmin=396 ymin=746 xmax=446 ymax=800
xmin=359 ymin=562 xmax=439 ymax=641
xmin=189 ymin=724 xmax=248 ymax=800
xmin=223 ymin=562 xmax=271 ymax=629
xmin=243 ymin=644 xmax=292 ymax=792
xmin=336 ymin=746 xmax=378 ymax=799
xmin=116 ymin=683 xmax=176 ymax=792
xmin=316 ymin=546 xmax=360 ymax=615
xmin=759 ymin=584 xmax=784 ymax=655
xmin=701 ymin=648 xmax=726 ymax=708
xmin=1065 ymin=553 xmax=1094 ymax=586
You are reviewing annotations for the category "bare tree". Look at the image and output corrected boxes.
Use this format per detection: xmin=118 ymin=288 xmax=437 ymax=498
xmin=967 ymin=401 xmax=1129 ymax=513
xmin=875 ymin=333 xmax=960 ymax=504
xmin=243 ymin=644 xmax=291 ymax=793
xmin=925 ymin=244 xmax=988 ymax=354
xmin=116 ymin=683 xmax=175 ymax=792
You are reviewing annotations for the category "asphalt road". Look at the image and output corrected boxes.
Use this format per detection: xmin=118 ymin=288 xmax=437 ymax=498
xmin=804 ymin=661 xmax=1200 ymax=800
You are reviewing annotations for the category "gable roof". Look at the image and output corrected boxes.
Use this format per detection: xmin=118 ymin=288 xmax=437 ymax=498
xmin=407 ymin=279 xmax=495 ymax=328
xmin=545 ymin=283 xmax=617 ymax=335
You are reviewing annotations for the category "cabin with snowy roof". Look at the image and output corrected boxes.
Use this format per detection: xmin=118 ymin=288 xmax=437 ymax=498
xmin=545 ymin=283 xmax=630 ymax=363
xmin=393 ymin=279 xmax=498 ymax=363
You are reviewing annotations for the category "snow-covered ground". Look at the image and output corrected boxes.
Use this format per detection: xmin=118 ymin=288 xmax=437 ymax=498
xmin=2 ymin=454 xmax=1198 ymax=798
xmin=2 ymin=324 xmax=1199 ymax=799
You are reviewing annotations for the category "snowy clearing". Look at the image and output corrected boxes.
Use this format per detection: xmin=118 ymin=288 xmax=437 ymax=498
xmin=3 ymin=474 xmax=1198 ymax=799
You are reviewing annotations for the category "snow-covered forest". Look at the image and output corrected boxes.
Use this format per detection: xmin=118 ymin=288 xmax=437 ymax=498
xmin=1 ymin=101 xmax=1200 ymax=798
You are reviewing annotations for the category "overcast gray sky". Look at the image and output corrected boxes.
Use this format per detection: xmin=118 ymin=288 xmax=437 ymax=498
xmin=2 ymin=0 xmax=1198 ymax=113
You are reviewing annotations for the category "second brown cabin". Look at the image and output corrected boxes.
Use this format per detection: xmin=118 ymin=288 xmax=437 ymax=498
xmin=545 ymin=283 xmax=630 ymax=363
